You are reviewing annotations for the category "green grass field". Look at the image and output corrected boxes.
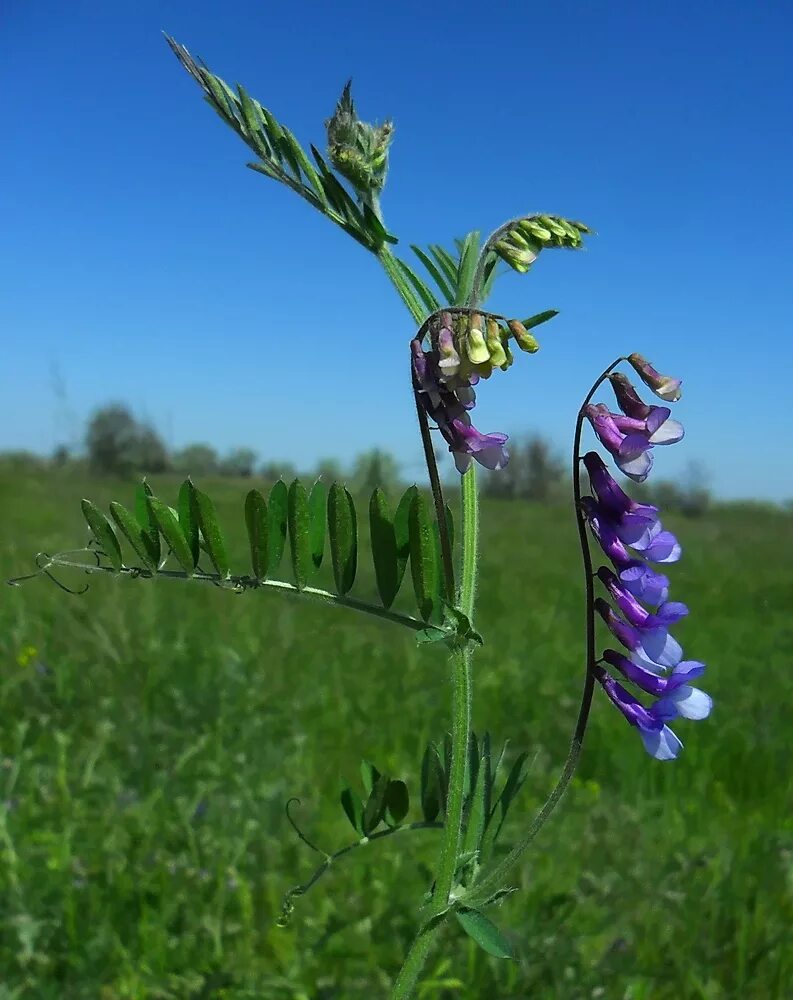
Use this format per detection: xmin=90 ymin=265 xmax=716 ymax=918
xmin=2 ymin=470 xmax=791 ymax=999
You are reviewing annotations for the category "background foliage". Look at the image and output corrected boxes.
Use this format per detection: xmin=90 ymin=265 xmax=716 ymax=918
xmin=2 ymin=469 xmax=791 ymax=998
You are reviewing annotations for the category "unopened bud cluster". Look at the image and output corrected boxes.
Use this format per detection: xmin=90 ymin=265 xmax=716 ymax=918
xmin=325 ymin=81 xmax=394 ymax=196
xmin=493 ymin=215 xmax=592 ymax=273
xmin=412 ymin=310 xmax=544 ymax=473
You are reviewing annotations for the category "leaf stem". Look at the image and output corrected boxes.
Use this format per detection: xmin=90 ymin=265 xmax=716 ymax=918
xmin=18 ymin=555 xmax=432 ymax=636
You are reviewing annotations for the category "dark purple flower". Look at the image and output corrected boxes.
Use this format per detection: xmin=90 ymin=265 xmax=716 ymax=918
xmin=580 ymin=497 xmax=633 ymax=567
xmin=595 ymin=597 xmax=683 ymax=673
xmin=609 ymin=375 xmax=685 ymax=446
xmin=594 ymin=665 xmax=683 ymax=760
xmin=584 ymin=404 xmax=654 ymax=481
xmin=443 ymin=419 xmax=509 ymax=474
xmin=601 ymin=650 xmax=712 ymax=721
xmin=597 ymin=568 xmax=688 ymax=629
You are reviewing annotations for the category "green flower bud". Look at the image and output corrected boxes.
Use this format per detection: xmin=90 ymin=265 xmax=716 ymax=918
xmin=466 ymin=314 xmax=491 ymax=365
xmin=493 ymin=240 xmax=537 ymax=273
xmin=498 ymin=326 xmax=514 ymax=369
xmin=522 ymin=220 xmax=553 ymax=242
xmin=508 ymin=319 xmax=540 ymax=354
xmin=325 ymin=81 xmax=394 ymax=195
xmin=485 ymin=318 xmax=507 ymax=368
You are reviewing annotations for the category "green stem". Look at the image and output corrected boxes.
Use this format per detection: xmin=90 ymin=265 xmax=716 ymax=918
xmin=459 ymin=465 xmax=479 ymax=618
xmin=383 ymin=285 xmax=481 ymax=1000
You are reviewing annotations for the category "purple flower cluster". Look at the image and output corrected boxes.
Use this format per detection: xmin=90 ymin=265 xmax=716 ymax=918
xmin=412 ymin=310 xmax=536 ymax=474
xmin=582 ymin=358 xmax=711 ymax=760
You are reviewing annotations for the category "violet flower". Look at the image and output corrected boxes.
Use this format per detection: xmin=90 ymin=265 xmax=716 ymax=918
xmin=584 ymin=403 xmax=654 ymax=481
xmin=595 ymin=597 xmax=683 ymax=673
xmin=602 ymin=650 xmax=712 ymax=721
xmin=594 ymin=665 xmax=683 ymax=760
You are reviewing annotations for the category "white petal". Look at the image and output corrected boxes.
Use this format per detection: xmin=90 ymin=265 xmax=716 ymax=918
xmin=667 ymin=685 xmax=713 ymax=720
xmin=649 ymin=419 xmax=685 ymax=445
xmin=619 ymin=451 xmax=653 ymax=482
xmin=640 ymin=725 xmax=683 ymax=760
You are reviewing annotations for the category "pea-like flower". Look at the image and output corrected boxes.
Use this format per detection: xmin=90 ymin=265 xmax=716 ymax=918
xmin=593 ymin=665 xmax=684 ymax=760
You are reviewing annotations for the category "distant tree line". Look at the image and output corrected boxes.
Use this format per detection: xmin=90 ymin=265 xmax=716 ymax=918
xmin=1 ymin=403 xmax=783 ymax=515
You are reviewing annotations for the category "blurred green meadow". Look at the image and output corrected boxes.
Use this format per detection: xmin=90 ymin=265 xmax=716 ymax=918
xmin=1 ymin=469 xmax=792 ymax=999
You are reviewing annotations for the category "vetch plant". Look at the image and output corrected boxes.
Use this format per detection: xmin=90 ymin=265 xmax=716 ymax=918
xmin=8 ymin=38 xmax=712 ymax=996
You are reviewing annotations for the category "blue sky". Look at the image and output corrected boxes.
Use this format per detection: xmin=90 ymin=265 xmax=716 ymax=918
xmin=2 ymin=1 xmax=792 ymax=499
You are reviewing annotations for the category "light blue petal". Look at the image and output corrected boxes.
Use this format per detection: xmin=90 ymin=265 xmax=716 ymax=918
xmin=665 ymin=685 xmax=713 ymax=720
xmin=640 ymin=725 xmax=683 ymax=760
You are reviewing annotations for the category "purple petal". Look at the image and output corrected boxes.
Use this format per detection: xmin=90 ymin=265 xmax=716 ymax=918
xmin=645 ymin=407 xmax=671 ymax=435
xmin=643 ymin=530 xmax=682 ymax=563
xmin=602 ymin=648 xmax=667 ymax=697
xmin=608 ymin=373 xmax=651 ymax=420
xmin=619 ymin=562 xmax=670 ymax=605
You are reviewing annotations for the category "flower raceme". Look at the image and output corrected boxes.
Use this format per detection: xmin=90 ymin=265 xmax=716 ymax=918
xmin=579 ymin=361 xmax=711 ymax=760
xmin=411 ymin=309 xmax=542 ymax=474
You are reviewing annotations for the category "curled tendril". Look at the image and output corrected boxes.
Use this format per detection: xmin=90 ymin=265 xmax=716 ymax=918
xmin=36 ymin=551 xmax=91 ymax=595
xmin=285 ymin=797 xmax=328 ymax=858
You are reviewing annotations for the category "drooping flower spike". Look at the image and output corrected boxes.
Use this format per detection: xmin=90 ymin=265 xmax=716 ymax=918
xmin=579 ymin=360 xmax=711 ymax=759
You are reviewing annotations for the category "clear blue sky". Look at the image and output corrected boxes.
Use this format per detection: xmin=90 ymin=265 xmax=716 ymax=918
xmin=2 ymin=1 xmax=792 ymax=499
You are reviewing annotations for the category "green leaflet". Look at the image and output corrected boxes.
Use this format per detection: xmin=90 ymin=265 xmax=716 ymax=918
xmin=384 ymin=779 xmax=410 ymax=828
xmin=339 ymin=779 xmax=364 ymax=835
xmin=410 ymin=245 xmax=455 ymax=304
xmin=522 ymin=309 xmax=559 ymax=330
xmin=244 ymin=489 xmax=269 ymax=580
xmin=394 ymin=485 xmax=416 ymax=596
xmin=369 ymin=487 xmax=399 ymax=608
xmin=279 ymin=126 xmax=330 ymax=209
xmin=328 ymin=483 xmax=357 ymax=595
xmin=391 ymin=256 xmax=440 ymax=314
xmin=455 ymin=231 xmax=480 ymax=304
xmin=146 ymin=495 xmax=195 ymax=573
xmin=455 ymin=908 xmax=515 ymax=960
xmin=81 ymin=500 xmax=122 ymax=571
xmin=109 ymin=501 xmax=158 ymax=571
xmin=187 ymin=483 xmax=229 ymax=578
xmin=135 ymin=481 xmax=160 ymax=565
xmin=307 ymin=480 xmax=326 ymax=571
xmin=428 ymin=243 xmax=458 ymax=289
xmin=267 ymin=480 xmax=288 ymax=572
xmin=361 ymin=764 xmax=390 ymax=837
xmin=177 ymin=480 xmax=199 ymax=568
xmin=287 ymin=479 xmax=311 ymax=590
xmin=408 ymin=491 xmax=438 ymax=621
